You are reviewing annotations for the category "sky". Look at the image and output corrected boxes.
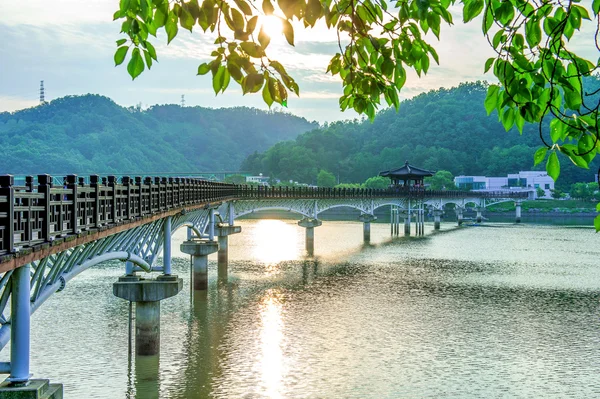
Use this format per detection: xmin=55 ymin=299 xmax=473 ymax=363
xmin=0 ymin=0 xmax=597 ymax=123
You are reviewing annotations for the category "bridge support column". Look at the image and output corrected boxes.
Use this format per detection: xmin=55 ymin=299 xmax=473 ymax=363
xmin=403 ymin=212 xmax=411 ymax=236
xmin=476 ymin=207 xmax=483 ymax=223
xmin=113 ymin=276 xmax=183 ymax=356
xmin=298 ymin=218 xmax=322 ymax=256
xmin=163 ymin=216 xmax=172 ymax=275
xmin=515 ymin=201 xmax=522 ymax=223
xmin=358 ymin=214 xmax=376 ymax=242
xmin=180 ymin=240 xmax=219 ymax=290
xmin=216 ymin=225 xmax=242 ymax=280
xmin=433 ymin=210 xmax=442 ymax=230
xmin=456 ymin=208 xmax=463 ymax=226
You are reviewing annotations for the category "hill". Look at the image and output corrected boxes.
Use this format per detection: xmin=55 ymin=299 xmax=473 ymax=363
xmin=241 ymin=81 xmax=598 ymax=190
xmin=0 ymin=94 xmax=317 ymax=174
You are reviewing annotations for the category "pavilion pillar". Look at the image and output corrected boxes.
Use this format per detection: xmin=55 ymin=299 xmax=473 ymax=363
xmin=359 ymin=214 xmax=376 ymax=242
xmin=404 ymin=211 xmax=411 ymax=236
xmin=515 ymin=201 xmax=522 ymax=223
xmin=476 ymin=207 xmax=483 ymax=223
xmin=433 ymin=210 xmax=442 ymax=230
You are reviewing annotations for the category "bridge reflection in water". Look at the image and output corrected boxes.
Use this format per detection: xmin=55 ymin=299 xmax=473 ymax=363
xmin=0 ymin=174 xmax=527 ymax=397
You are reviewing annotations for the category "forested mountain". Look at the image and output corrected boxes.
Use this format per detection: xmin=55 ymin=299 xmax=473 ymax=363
xmin=242 ymin=81 xmax=598 ymax=189
xmin=0 ymin=95 xmax=317 ymax=174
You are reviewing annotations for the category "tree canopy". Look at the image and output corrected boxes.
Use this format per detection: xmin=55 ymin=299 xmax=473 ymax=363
xmin=114 ymin=0 xmax=600 ymax=184
xmin=0 ymin=94 xmax=315 ymax=174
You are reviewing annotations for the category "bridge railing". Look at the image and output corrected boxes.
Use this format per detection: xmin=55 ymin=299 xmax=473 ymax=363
xmin=0 ymin=175 xmax=239 ymax=257
xmin=0 ymin=175 xmax=530 ymax=257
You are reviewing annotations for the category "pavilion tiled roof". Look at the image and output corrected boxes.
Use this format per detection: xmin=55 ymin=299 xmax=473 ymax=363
xmin=379 ymin=161 xmax=435 ymax=178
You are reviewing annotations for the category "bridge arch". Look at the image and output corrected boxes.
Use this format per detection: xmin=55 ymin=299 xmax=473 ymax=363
xmin=372 ymin=202 xmax=409 ymax=212
xmin=317 ymin=203 xmax=369 ymax=216
xmin=236 ymin=206 xmax=312 ymax=219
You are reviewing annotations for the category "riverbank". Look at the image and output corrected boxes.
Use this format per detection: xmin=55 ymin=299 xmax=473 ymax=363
xmin=486 ymin=199 xmax=597 ymax=214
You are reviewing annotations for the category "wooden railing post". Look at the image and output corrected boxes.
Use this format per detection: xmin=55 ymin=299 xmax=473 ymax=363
xmin=38 ymin=174 xmax=52 ymax=241
xmin=108 ymin=176 xmax=118 ymax=224
xmin=90 ymin=175 xmax=100 ymax=228
xmin=122 ymin=176 xmax=132 ymax=220
xmin=0 ymin=175 xmax=14 ymax=253
xmin=66 ymin=174 xmax=79 ymax=234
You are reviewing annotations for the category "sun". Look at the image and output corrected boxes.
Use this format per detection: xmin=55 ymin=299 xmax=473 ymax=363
xmin=261 ymin=15 xmax=283 ymax=38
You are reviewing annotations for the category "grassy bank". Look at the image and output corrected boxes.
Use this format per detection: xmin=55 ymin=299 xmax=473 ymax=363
xmin=487 ymin=199 xmax=597 ymax=213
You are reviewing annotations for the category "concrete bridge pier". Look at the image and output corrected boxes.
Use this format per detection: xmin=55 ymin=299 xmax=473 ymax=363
xmin=476 ymin=207 xmax=483 ymax=223
xmin=113 ymin=275 xmax=183 ymax=356
xmin=298 ymin=218 xmax=322 ymax=256
xmin=216 ymin=225 xmax=242 ymax=280
xmin=456 ymin=208 xmax=464 ymax=226
xmin=0 ymin=264 xmax=65 ymax=398
xmin=515 ymin=201 xmax=522 ymax=223
xmin=180 ymin=240 xmax=219 ymax=290
xmin=433 ymin=210 xmax=443 ymax=230
xmin=358 ymin=214 xmax=376 ymax=242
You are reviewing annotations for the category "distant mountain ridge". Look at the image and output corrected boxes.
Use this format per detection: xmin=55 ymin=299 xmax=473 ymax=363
xmin=0 ymin=94 xmax=317 ymax=175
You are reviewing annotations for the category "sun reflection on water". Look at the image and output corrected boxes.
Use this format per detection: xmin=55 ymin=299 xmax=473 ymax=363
xmin=258 ymin=289 xmax=286 ymax=399
xmin=251 ymin=220 xmax=300 ymax=272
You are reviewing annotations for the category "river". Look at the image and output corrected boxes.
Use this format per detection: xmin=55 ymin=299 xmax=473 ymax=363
xmin=9 ymin=219 xmax=600 ymax=398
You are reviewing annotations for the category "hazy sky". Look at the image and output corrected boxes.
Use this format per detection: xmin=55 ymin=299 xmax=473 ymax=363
xmin=0 ymin=1 xmax=597 ymax=122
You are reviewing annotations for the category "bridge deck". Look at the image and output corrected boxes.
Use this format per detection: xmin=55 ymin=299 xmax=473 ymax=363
xmin=0 ymin=174 xmax=528 ymax=272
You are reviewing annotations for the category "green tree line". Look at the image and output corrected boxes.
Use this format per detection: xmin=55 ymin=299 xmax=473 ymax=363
xmin=242 ymin=82 xmax=599 ymax=190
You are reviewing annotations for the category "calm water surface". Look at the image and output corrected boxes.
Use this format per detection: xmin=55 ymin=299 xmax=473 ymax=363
xmin=11 ymin=219 xmax=600 ymax=398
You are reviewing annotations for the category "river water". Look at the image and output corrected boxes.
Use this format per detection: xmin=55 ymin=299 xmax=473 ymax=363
xmin=11 ymin=219 xmax=600 ymax=398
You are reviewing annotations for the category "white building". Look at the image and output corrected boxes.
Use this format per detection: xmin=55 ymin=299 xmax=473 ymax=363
xmin=454 ymin=171 xmax=554 ymax=198
xmin=245 ymin=174 xmax=270 ymax=185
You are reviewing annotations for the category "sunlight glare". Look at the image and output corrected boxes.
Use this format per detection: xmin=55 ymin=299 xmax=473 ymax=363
xmin=259 ymin=289 xmax=286 ymax=398
xmin=261 ymin=15 xmax=283 ymax=38
xmin=252 ymin=220 xmax=299 ymax=271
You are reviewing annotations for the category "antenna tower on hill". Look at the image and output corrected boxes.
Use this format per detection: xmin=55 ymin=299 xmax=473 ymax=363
xmin=39 ymin=81 xmax=46 ymax=104
xmin=181 ymin=94 xmax=185 ymax=107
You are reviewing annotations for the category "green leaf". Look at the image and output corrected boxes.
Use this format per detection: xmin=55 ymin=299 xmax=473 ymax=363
xmin=234 ymin=0 xmax=253 ymax=15
xmin=154 ymin=4 xmax=168 ymax=27
xmin=546 ymin=151 xmax=560 ymax=181
xmin=127 ymin=48 xmax=145 ymax=79
xmin=484 ymin=85 xmax=499 ymax=115
xmin=578 ymin=134 xmax=594 ymax=154
xmin=197 ymin=63 xmax=210 ymax=75
xmin=594 ymin=0 xmax=600 ymax=15
xmin=463 ymin=0 xmax=483 ymax=23
xmin=282 ymin=19 xmax=294 ymax=46
xmin=213 ymin=65 xmax=225 ymax=94
xmin=262 ymin=76 xmax=274 ymax=106
xmin=165 ymin=12 xmax=179 ymax=44
xmin=525 ymin=18 xmax=541 ymax=48
xmin=501 ymin=107 xmax=514 ymax=131
xmin=262 ymin=0 xmax=275 ymax=14
xmin=533 ymin=147 xmax=547 ymax=166
xmin=114 ymin=46 xmax=129 ymax=66
xmin=596 ymin=202 xmax=600 ymax=212
xmin=484 ymin=57 xmax=494 ymax=73
xmin=258 ymin=26 xmax=270 ymax=49
xmin=116 ymin=39 xmax=127 ymax=46
xmin=593 ymin=214 xmax=600 ymax=232
xmin=146 ymin=41 xmax=157 ymax=61
xmin=143 ymin=49 xmax=153 ymax=69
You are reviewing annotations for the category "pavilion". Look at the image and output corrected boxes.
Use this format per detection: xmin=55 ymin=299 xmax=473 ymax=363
xmin=379 ymin=161 xmax=435 ymax=187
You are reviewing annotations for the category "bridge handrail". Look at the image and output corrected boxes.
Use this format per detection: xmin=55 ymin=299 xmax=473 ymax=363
xmin=0 ymin=174 xmax=529 ymax=259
